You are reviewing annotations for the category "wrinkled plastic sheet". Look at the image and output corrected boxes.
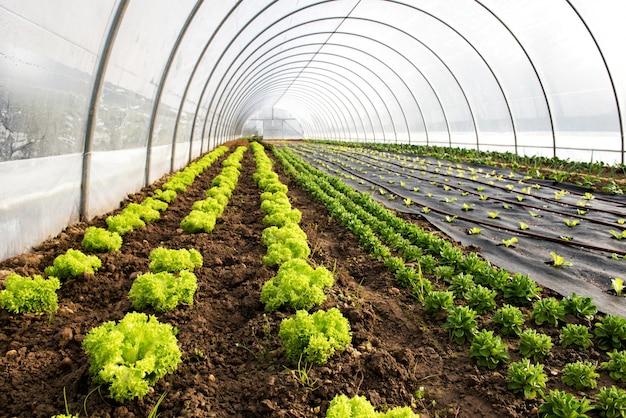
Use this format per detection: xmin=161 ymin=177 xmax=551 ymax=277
xmin=292 ymin=144 xmax=626 ymax=317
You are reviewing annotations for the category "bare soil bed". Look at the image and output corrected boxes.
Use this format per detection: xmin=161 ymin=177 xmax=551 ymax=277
xmin=0 ymin=142 xmax=616 ymax=417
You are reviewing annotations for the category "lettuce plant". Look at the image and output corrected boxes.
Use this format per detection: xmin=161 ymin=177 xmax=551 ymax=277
xmin=538 ymin=390 xmax=593 ymax=418
xmin=261 ymin=259 xmax=333 ymax=311
xmin=128 ymin=271 xmax=197 ymax=312
xmin=561 ymin=360 xmax=599 ymax=390
xmin=82 ymin=312 xmax=182 ymax=402
xmin=124 ymin=203 xmax=160 ymax=223
xmin=595 ymin=315 xmax=626 ymax=351
xmin=422 ymin=291 xmax=454 ymax=315
xmin=448 ymin=273 xmax=476 ymax=299
xmin=506 ymin=358 xmax=547 ymax=400
xmin=106 ymin=211 xmax=145 ymax=235
xmin=467 ymin=285 xmax=497 ymax=314
xmin=148 ymin=247 xmax=203 ymax=273
xmin=443 ymin=305 xmax=477 ymax=344
xmin=153 ymin=189 xmax=177 ymax=203
xmin=180 ymin=210 xmax=217 ymax=233
xmin=560 ymin=324 xmax=593 ymax=350
xmin=141 ymin=197 xmax=168 ymax=212
xmin=45 ymin=249 xmax=102 ymax=280
xmin=326 ymin=394 xmax=419 ymax=417
xmin=596 ymin=386 xmax=626 ymax=418
xmin=562 ymin=293 xmax=597 ymax=320
xmin=502 ymin=273 xmax=541 ymax=306
xmin=279 ymin=308 xmax=351 ymax=365
xmin=493 ymin=304 xmax=525 ymax=336
xmin=470 ymin=329 xmax=509 ymax=369
xmin=519 ymin=329 xmax=553 ymax=361
xmin=601 ymin=350 xmax=626 ymax=382
xmin=0 ymin=273 xmax=60 ymax=314
xmin=531 ymin=297 xmax=565 ymax=326
xmin=82 ymin=226 xmax=122 ymax=253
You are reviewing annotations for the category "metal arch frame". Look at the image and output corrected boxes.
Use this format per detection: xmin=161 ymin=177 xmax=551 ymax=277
xmin=240 ymin=64 xmax=371 ymax=140
xmin=182 ymin=0 xmax=336 ymax=151
xmin=236 ymin=81 xmax=348 ymax=140
xmin=224 ymin=70 xmax=361 ymax=141
xmin=197 ymin=1 xmax=404 ymax=147
xmin=389 ymin=0 xmax=517 ymax=150
xmin=475 ymin=0 xmax=555 ymax=157
xmin=220 ymin=19 xmax=458 ymax=146
xmin=213 ymin=27 xmax=427 ymax=145
xmin=163 ymin=0 xmax=249 ymax=169
xmin=566 ymin=0 xmax=624 ymax=164
xmin=208 ymin=40 xmax=412 ymax=146
xmin=144 ymin=0 xmax=203 ymax=185
xmin=213 ymin=48 xmax=398 ymax=145
xmin=220 ymin=55 xmax=383 ymax=142
xmin=216 ymin=46 xmax=382 ymax=141
xmin=80 ymin=0 xmax=129 ymax=221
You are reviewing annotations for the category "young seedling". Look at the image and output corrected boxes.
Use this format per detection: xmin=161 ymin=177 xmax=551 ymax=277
xmin=612 ymin=278 xmax=625 ymax=296
xmin=445 ymin=215 xmax=457 ymax=223
xmin=422 ymin=206 xmax=431 ymax=213
xmin=564 ymin=218 xmax=580 ymax=227
xmin=502 ymin=237 xmax=518 ymax=248
xmin=561 ymin=361 xmax=599 ymax=390
xmin=549 ymin=252 xmax=572 ymax=267
xmin=519 ymin=222 xmax=529 ymax=231
xmin=519 ymin=329 xmax=553 ymax=361
xmin=467 ymin=227 xmax=482 ymax=235
xmin=488 ymin=211 xmax=500 ymax=219
xmin=413 ymin=186 xmax=420 ymax=192
xmin=577 ymin=209 xmax=587 ymax=215
xmin=479 ymin=194 xmax=489 ymax=201
xmin=516 ymin=195 xmax=524 ymax=202
xmin=560 ymin=324 xmax=594 ymax=350
xmin=506 ymin=358 xmax=547 ymax=400
xmin=610 ymin=230 xmax=626 ymax=240
xmin=403 ymin=198 xmax=413 ymax=207
xmin=529 ymin=211 xmax=541 ymax=218
xmin=538 ymin=390 xmax=593 ymax=418
xmin=463 ymin=203 xmax=475 ymax=211
xmin=531 ymin=297 xmax=565 ymax=326
xmin=493 ymin=304 xmax=525 ymax=336
xmin=470 ymin=330 xmax=509 ymax=369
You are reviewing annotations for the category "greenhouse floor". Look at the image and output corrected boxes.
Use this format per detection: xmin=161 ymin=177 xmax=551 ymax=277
xmin=0 ymin=146 xmax=616 ymax=417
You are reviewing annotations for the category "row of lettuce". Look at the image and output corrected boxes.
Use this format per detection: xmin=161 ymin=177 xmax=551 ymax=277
xmin=251 ymin=141 xmax=418 ymax=417
xmin=274 ymin=144 xmax=626 ymax=418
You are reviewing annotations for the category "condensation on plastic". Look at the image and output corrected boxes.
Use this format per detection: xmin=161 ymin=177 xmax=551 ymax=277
xmin=0 ymin=0 xmax=625 ymax=261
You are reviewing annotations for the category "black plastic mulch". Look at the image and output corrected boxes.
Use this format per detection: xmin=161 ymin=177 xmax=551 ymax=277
xmin=290 ymin=143 xmax=626 ymax=318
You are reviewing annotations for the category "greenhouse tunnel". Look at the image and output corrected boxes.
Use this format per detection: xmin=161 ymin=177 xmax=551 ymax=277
xmin=1 ymin=0 xmax=625 ymax=263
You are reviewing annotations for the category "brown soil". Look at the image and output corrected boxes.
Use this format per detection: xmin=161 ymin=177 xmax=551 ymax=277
xmin=0 ymin=142 xmax=616 ymax=418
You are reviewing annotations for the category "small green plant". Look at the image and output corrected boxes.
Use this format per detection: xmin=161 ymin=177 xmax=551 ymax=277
xmin=564 ymin=218 xmax=580 ymax=227
xmin=463 ymin=203 xmax=475 ymax=211
xmin=538 ymin=390 xmax=593 ymax=418
xmin=128 ymin=271 xmax=197 ymax=312
xmin=479 ymin=194 xmax=489 ymax=201
xmin=488 ymin=211 xmax=500 ymax=219
xmin=493 ymin=304 xmax=525 ymax=336
xmin=445 ymin=215 xmax=457 ymax=223
xmin=506 ymin=358 xmax=547 ymax=400
xmin=325 ymin=394 xmax=419 ymax=417
xmin=148 ymin=247 xmax=203 ymax=273
xmin=261 ymin=259 xmax=333 ymax=311
xmin=501 ymin=237 xmax=518 ymax=248
xmin=403 ymin=198 xmax=413 ymax=207
xmin=601 ymin=350 xmax=626 ymax=382
xmin=596 ymin=386 xmax=626 ymax=418
xmin=502 ymin=273 xmax=541 ymax=306
xmin=82 ymin=226 xmax=123 ymax=253
xmin=466 ymin=285 xmax=497 ymax=314
xmin=562 ymin=293 xmax=597 ymax=320
xmin=443 ymin=305 xmax=477 ymax=344
xmin=422 ymin=206 xmax=431 ymax=213
xmin=279 ymin=308 xmax=351 ymax=365
xmin=609 ymin=230 xmax=626 ymax=240
xmin=44 ymin=249 xmax=102 ymax=280
xmin=560 ymin=324 xmax=594 ymax=350
xmin=561 ymin=361 xmax=599 ymax=390
xmin=106 ymin=211 xmax=146 ymax=235
xmin=518 ymin=329 xmax=553 ymax=362
xmin=531 ymin=297 xmax=565 ymax=326
xmin=422 ymin=290 xmax=454 ymax=316
xmin=548 ymin=252 xmax=572 ymax=267
xmin=467 ymin=227 xmax=482 ymax=235
xmin=153 ymin=189 xmax=177 ymax=203
xmin=529 ymin=211 xmax=541 ymax=218
xmin=519 ymin=222 xmax=529 ymax=230
xmin=595 ymin=315 xmax=626 ymax=351
xmin=82 ymin=312 xmax=182 ymax=402
xmin=470 ymin=329 xmax=509 ymax=369
xmin=0 ymin=273 xmax=60 ymax=315
xmin=611 ymin=278 xmax=625 ymax=296
xmin=448 ymin=273 xmax=476 ymax=299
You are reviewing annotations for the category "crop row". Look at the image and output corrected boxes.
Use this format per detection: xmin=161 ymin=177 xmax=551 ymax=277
xmin=251 ymin=141 xmax=420 ymax=417
xmin=273 ymin=144 xmax=626 ymax=417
